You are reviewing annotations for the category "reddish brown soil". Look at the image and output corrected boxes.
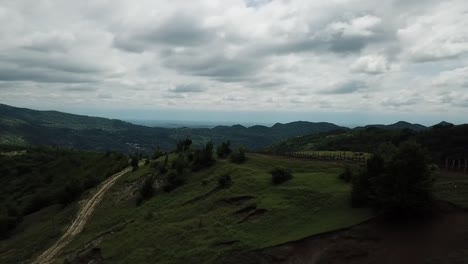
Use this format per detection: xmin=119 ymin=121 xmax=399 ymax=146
xmin=261 ymin=202 xmax=468 ymax=264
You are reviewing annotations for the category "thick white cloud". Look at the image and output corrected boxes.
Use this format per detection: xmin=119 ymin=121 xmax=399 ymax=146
xmin=0 ymin=0 xmax=467 ymax=123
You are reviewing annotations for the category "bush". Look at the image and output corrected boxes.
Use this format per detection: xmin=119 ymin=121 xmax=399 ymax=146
xmin=351 ymin=143 xmax=434 ymax=214
xmin=171 ymin=153 xmax=187 ymax=174
xmin=0 ymin=215 xmax=17 ymax=239
xmin=270 ymin=167 xmax=293 ymax=185
xmin=230 ymin=147 xmax=247 ymax=164
xmin=152 ymin=148 xmax=164 ymax=160
xmin=176 ymin=138 xmax=192 ymax=152
xmin=163 ymin=171 xmax=185 ymax=192
xmin=216 ymin=141 xmax=232 ymax=159
xmin=338 ymin=166 xmax=353 ymax=182
xmin=217 ymin=173 xmax=232 ymax=188
xmin=58 ymin=178 xmax=84 ymax=206
xmin=139 ymin=175 xmax=155 ymax=201
xmin=131 ymin=156 xmax=139 ymax=170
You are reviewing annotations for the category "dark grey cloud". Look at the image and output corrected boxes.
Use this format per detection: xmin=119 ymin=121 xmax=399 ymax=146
xmin=169 ymin=84 xmax=205 ymax=93
xmin=0 ymin=51 xmax=104 ymax=74
xmin=161 ymin=50 xmax=262 ymax=82
xmin=114 ymin=12 xmax=212 ymax=53
xmin=0 ymin=65 xmax=97 ymax=83
xmin=62 ymin=86 xmax=97 ymax=92
xmin=321 ymin=81 xmax=368 ymax=94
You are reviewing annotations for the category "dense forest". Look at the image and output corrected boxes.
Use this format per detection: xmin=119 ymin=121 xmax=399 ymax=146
xmin=268 ymin=123 xmax=468 ymax=163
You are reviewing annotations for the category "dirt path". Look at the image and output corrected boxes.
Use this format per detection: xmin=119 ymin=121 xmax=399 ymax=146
xmin=32 ymin=166 xmax=132 ymax=264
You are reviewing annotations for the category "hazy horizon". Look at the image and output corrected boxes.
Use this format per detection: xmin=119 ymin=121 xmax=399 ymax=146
xmin=2 ymin=102 xmax=464 ymax=128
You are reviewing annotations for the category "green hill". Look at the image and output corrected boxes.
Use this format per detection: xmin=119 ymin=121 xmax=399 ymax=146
xmin=0 ymin=103 xmax=346 ymax=152
xmin=0 ymin=145 xmax=129 ymax=263
xmin=49 ymin=154 xmax=371 ymax=264
xmin=268 ymin=124 xmax=468 ymax=163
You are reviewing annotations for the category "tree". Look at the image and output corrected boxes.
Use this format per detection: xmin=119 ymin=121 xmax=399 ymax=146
xmin=152 ymin=146 xmax=164 ymax=160
xmin=139 ymin=175 xmax=155 ymax=201
xmin=131 ymin=156 xmax=139 ymax=170
xmin=230 ymin=147 xmax=247 ymax=164
xmin=374 ymin=143 xmax=434 ymax=213
xmin=351 ymin=143 xmax=434 ymax=215
xmin=192 ymin=141 xmax=215 ymax=171
xmin=171 ymin=153 xmax=187 ymax=174
xmin=176 ymin=138 xmax=192 ymax=152
xmin=216 ymin=141 xmax=232 ymax=159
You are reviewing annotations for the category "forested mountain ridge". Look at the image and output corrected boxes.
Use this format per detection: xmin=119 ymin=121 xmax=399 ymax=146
xmin=0 ymin=104 xmax=346 ymax=152
xmin=268 ymin=123 xmax=468 ymax=163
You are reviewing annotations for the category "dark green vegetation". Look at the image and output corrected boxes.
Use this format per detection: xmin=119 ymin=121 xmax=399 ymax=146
xmin=434 ymin=172 xmax=468 ymax=208
xmin=270 ymin=167 xmax=293 ymax=185
xmin=0 ymin=103 xmax=345 ymax=153
xmin=269 ymin=122 xmax=468 ymax=164
xmin=351 ymin=143 xmax=434 ymax=214
xmin=58 ymin=154 xmax=372 ymax=264
xmin=0 ymin=145 xmax=128 ymax=262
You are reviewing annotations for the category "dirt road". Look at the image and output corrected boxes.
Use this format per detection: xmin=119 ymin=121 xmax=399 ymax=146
xmin=32 ymin=166 xmax=132 ymax=264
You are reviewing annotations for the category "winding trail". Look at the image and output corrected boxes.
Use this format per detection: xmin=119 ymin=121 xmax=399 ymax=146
xmin=32 ymin=166 xmax=133 ymax=264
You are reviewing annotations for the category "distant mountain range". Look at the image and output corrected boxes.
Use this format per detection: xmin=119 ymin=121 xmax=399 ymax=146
xmin=356 ymin=121 xmax=428 ymax=131
xmin=0 ymin=103 xmax=460 ymax=153
xmin=0 ymin=104 xmax=346 ymax=152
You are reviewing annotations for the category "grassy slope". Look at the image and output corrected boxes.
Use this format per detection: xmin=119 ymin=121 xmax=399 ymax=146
xmin=61 ymin=154 xmax=373 ymax=264
xmin=434 ymin=172 xmax=468 ymax=208
xmin=0 ymin=204 xmax=77 ymax=263
xmin=0 ymin=146 xmax=128 ymax=264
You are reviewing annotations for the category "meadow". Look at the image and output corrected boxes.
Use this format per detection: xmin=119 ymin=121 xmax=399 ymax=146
xmin=61 ymin=154 xmax=373 ymax=264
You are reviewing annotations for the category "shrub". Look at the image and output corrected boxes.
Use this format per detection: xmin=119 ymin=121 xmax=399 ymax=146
xmin=139 ymin=175 xmax=155 ymax=201
xmin=270 ymin=167 xmax=293 ymax=185
xmin=0 ymin=215 xmax=17 ymax=239
xmin=152 ymin=148 xmax=164 ymax=160
xmin=230 ymin=147 xmax=247 ymax=164
xmin=158 ymin=163 xmax=168 ymax=174
xmin=176 ymin=138 xmax=192 ymax=152
xmin=58 ymin=179 xmax=84 ymax=206
xmin=338 ymin=166 xmax=353 ymax=182
xmin=171 ymin=153 xmax=187 ymax=174
xmin=216 ymin=141 xmax=232 ymax=159
xmin=131 ymin=156 xmax=139 ymax=171
xmin=163 ymin=171 xmax=185 ymax=192
xmin=217 ymin=173 xmax=232 ymax=188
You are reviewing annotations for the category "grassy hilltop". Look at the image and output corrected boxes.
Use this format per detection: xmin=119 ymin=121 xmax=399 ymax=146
xmin=56 ymin=154 xmax=372 ymax=264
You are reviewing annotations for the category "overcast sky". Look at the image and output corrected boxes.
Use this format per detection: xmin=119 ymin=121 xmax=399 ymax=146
xmin=0 ymin=0 xmax=467 ymax=125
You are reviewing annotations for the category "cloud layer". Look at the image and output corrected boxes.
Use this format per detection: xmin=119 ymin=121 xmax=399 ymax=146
xmin=1 ymin=0 xmax=468 ymax=123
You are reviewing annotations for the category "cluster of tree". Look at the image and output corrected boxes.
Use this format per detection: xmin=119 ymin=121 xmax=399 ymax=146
xmin=350 ymin=142 xmax=434 ymax=215
xmin=0 ymin=146 xmax=129 ymax=238
xmin=216 ymin=141 xmax=232 ymax=158
xmin=215 ymin=140 xmax=247 ymax=164
xmin=146 ymin=139 xmax=217 ymax=193
xmin=270 ymin=124 xmax=468 ymax=165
